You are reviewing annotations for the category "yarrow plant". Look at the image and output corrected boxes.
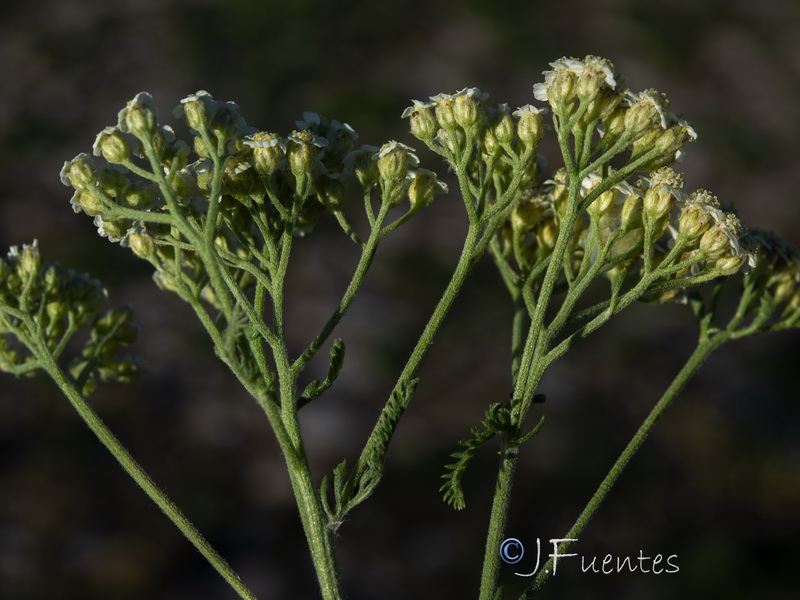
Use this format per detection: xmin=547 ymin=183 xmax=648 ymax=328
xmin=2 ymin=55 xmax=799 ymax=598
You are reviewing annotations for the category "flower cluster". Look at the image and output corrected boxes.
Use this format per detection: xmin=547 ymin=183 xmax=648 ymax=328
xmin=61 ymin=92 xmax=447 ymax=309
xmin=0 ymin=241 xmax=138 ymax=392
xmin=496 ymin=162 xmax=755 ymax=300
xmin=534 ymin=55 xmax=697 ymax=171
xmin=746 ymin=231 xmax=800 ymax=320
xmin=403 ymin=87 xmax=546 ymax=163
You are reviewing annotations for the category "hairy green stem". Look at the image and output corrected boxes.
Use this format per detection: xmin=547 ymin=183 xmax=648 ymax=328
xmin=523 ymin=333 xmax=728 ymax=596
xmin=32 ymin=336 xmax=257 ymax=600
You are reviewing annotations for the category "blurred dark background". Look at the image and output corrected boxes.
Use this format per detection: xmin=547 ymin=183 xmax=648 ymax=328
xmin=1 ymin=0 xmax=800 ymax=598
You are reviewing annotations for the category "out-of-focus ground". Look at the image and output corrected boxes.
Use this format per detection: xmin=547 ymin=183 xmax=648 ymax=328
xmin=1 ymin=1 xmax=799 ymax=598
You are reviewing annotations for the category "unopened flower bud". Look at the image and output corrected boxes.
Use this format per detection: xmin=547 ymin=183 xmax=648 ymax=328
xmin=375 ymin=140 xmax=419 ymax=185
xmin=94 ymin=215 xmax=128 ymax=243
xmin=492 ymin=104 xmax=515 ymax=146
xmin=128 ymin=231 xmax=157 ymax=259
xmin=453 ymin=88 xmax=485 ymax=131
xmin=178 ymin=91 xmax=212 ymax=131
xmin=772 ymin=273 xmax=795 ymax=305
xmin=714 ymin=255 xmax=746 ymax=276
xmin=344 ymin=146 xmax=380 ymax=189
xmin=73 ymin=189 xmax=106 ymax=216
xmin=402 ymin=100 xmax=438 ymax=141
xmin=211 ymin=102 xmax=244 ymax=141
xmin=481 ymin=127 xmax=502 ymax=157
xmin=244 ymin=132 xmax=284 ymax=177
xmin=120 ymin=92 xmax=158 ymax=140
xmin=93 ymin=127 xmax=130 ymax=164
xmin=549 ymin=69 xmax=577 ymax=108
xmin=601 ymin=107 xmax=627 ymax=144
xmin=43 ymin=265 xmax=60 ymax=294
xmin=46 ymin=301 xmax=67 ymax=323
xmin=643 ymin=183 xmax=675 ymax=220
xmin=286 ymin=131 xmax=326 ymax=188
xmin=123 ymin=182 xmax=154 ymax=209
xmin=194 ymin=135 xmax=212 ymax=158
xmin=678 ymin=203 xmax=713 ymax=243
xmin=699 ymin=224 xmax=731 ymax=259
xmin=537 ymin=219 xmax=559 ymax=250
xmin=510 ymin=200 xmax=543 ymax=232
xmin=61 ymin=154 xmax=96 ymax=189
xmin=621 ymin=194 xmax=643 ymax=229
xmin=316 ymin=174 xmax=345 ymax=209
xmin=432 ymin=93 xmax=457 ymax=130
xmin=624 ymin=89 xmax=668 ymax=137
xmin=19 ymin=241 xmax=40 ymax=278
xmin=408 ymin=169 xmax=446 ymax=210
xmin=223 ymin=157 xmax=258 ymax=197
xmin=513 ymin=105 xmax=546 ymax=150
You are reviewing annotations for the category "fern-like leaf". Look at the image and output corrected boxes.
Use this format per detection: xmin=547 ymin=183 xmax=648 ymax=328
xmin=440 ymin=402 xmax=513 ymax=510
xmin=299 ymin=339 xmax=345 ymax=407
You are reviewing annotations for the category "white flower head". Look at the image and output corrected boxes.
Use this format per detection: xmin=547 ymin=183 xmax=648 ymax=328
xmin=512 ymin=104 xmax=549 ymax=118
xmin=373 ymin=140 xmax=419 ymax=166
xmin=296 ymin=111 xmax=321 ymax=130
xmin=243 ymin=132 xmax=285 ymax=150
xmin=401 ymin=99 xmax=435 ymax=119
xmin=533 ymin=56 xmax=617 ymax=103
xmin=288 ymin=130 xmax=328 ymax=149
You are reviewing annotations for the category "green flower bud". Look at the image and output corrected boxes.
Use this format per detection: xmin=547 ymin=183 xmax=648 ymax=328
xmin=375 ymin=140 xmax=419 ymax=185
xmin=344 ymin=146 xmax=380 ymax=189
xmin=699 ymin=223 xmax=732 ymax=259
xmin=223 ymin=157 xmax=258 ymax=197
xmin=61 ymin=154 xmax=96 ymax=189
xmin=0 ymin=258 xmax=9 ymax=283
xmin=624 ymin=89 xmax=669 ymax=137
xmin=194 ymin=135 xmax=212 ymax=158
xmin=211 ymin=102 xmax=245 ymax=142
xmin=71 ymin=189 xmax=106 ymax=216
xmin=536 ymin=219 xmax=559 ymax=251
xmin=315 ymin=174 xmax=345 ymax=209
xmin=492 ymin=104 xmax=515 ymax=146
xmin=510 ymin=199 xmax=544 ymax=233
xmin=123 ymin=182 xmax=155 ymax=209
xmin=46 ymin=301 xmax=67 ymax=323
xmin=453 ymin=87 xmax=486 ymax=131
xmin=128 ymin=231 xmax=157 ymax=260
xmin=621 ymin=193 xmax=643 ymax=229
xmin=548 ymin=69 xmax=577 ymax=108
xmin=177 ymin=91 xmax=212 ymax=132
xmin=481 ymin=127 xmax=502 ymax=157
xmin=93 ymin=127 xmax=130 ymax=164
xmin=714 ymin=254 xmax=746 ymax=276
xmin=244 ymin=132 xmax=284 ymax=177
xmin=643 ymin=183 xmax=676 ymax=220
xmin=678 ymin=202 xmax=714 ymax=244
xmin=120 ymin=92 xmax=158 ymax=140
xmin=513 ymin=105 xmax=546 ymax=150
xmin=432 ymin=93 xmax=457 ymax=130
xmin=601 ymin=107 xmax=627 ymax=144
xmin=94 ymin=215 xmax=129 ymax=243
xmin=43 ymin=264 xmax=61 ymax=294
xmin=19 ymin=241 xmax=41 ymax=278
xmin=402 ymin=100 xmax=438 ymax=141
xmin=408 ymin=169 xmax=447 ymax=210
xmin=286 ymin=130 xmax=327 ymax=190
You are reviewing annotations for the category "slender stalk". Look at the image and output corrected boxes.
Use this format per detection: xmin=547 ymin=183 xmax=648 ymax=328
xmin=31 ymin=336 xmax=257 ymax=600
xmin=523 ymin=333 xmax=728 ymax=596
